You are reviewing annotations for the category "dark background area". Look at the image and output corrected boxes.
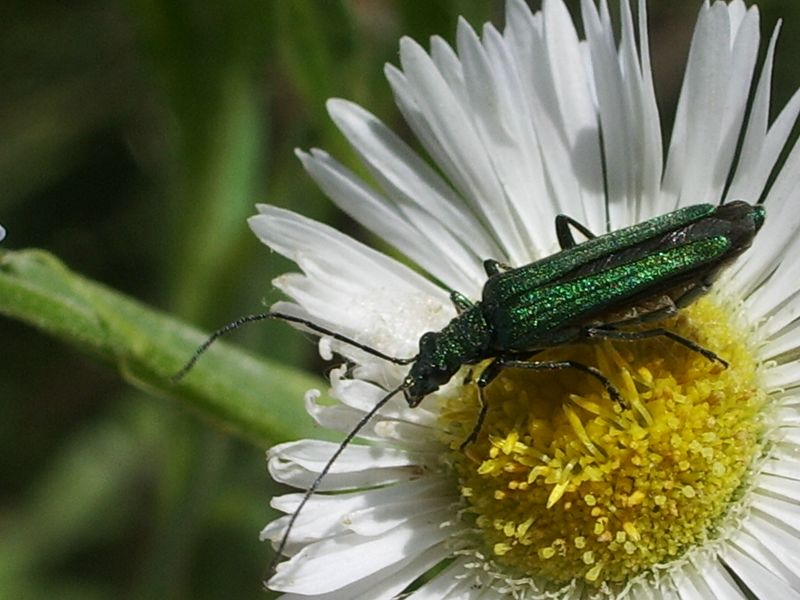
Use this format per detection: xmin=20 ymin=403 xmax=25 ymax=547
xmin=1 ymin=1 xmax=798 ymax=598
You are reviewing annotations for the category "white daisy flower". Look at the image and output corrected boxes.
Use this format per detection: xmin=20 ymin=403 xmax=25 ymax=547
xmin=251 ymin=0 xmax=800 ymax=598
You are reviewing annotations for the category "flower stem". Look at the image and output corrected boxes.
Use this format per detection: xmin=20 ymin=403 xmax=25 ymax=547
xmin=0 ymin=248 xmax=323 ymax=445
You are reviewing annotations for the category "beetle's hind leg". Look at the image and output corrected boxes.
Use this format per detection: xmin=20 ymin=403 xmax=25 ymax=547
xmin=555 ymin=214 xmax=598 ymax=249
xmin=583 ymin=326 xmax=727 ymax=367
xmin=482 ymin=217 xmax=628 ymax=272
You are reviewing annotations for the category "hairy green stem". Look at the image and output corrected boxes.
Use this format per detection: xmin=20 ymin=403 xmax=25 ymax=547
xmin=0 ymin=249 xmax=323 ymax=445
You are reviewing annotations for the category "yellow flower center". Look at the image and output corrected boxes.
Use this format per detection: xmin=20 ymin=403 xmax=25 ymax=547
xmin=438 ymin=296 xmax=766 ymax=586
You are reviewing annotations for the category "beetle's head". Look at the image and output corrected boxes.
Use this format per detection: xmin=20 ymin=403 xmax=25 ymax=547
xmin=401 ymin=331 xmax=456 ymax=408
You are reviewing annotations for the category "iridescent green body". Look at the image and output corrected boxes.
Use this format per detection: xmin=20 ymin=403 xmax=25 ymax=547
xmin=489 ymin=203 xmax=716 ymax=292
xmin=487 ymin=237 xmax=728 ymax=350
xmin=402 ymin=201 xmax=765 ymax=405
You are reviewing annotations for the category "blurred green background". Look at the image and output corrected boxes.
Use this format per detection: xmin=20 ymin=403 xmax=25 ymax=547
xmin=1 ymin=1 xmax=798 ymax=598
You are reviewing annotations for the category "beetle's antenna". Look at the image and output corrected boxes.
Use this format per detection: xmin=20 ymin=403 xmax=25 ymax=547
xmin=173 ymin=311 xmax=416 ymax=382
xmin=264 ymin=379 xmax=409 ymax=582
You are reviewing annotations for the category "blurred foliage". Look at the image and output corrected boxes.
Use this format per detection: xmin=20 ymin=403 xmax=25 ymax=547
xmin=0 ymin=1 xmax=798 ymax=598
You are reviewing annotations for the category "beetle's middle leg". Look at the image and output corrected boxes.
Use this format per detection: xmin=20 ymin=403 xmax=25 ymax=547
xmin=460 ymin=353 xmax=623 ymax=450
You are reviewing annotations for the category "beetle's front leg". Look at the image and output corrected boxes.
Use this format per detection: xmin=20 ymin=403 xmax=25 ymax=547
xmin=459 ymin=352 xmax=537 ymax=450
xmin=460 ymin=358 xmax=502 ymax=450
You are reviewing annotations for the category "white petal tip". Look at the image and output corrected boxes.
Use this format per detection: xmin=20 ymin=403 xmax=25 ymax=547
xmin=325 ymin=97 xmax=351 ymax=116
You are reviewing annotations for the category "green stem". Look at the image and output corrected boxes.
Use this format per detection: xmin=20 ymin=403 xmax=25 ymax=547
xmin=0 ymin=249 xmax=323 ymax=446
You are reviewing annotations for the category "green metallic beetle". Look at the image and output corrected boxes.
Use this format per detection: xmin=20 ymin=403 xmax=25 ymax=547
xmin=400 ymin=200 xmax=764 ymax=445
xmin=176 ymin=200 xmax=765 ymax=569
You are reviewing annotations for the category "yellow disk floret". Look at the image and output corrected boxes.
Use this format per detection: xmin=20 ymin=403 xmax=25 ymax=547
xmin=438 ymin=297 xmax=765 ymax=586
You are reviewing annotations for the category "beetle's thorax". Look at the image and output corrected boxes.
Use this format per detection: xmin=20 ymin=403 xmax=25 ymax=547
xmin=403 ymin=304 xmax=491 ymax=407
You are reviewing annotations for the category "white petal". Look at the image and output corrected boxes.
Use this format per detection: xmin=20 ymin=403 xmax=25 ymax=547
xmin=325 ymin=99 xmax=501 ymax=288
xmin=733 ymin=514 xmax=800 ymax=587
xmin=404 ymin=557 xmax=474 ymax=599
xmin=686 ymin=554 xmax=748 ymax=600
xmin=582 ymin=0 xmax=635 ymax=227
xmin=329 ymin=377 xmax=438 ymax=427
xmin=505 ymin=0 xmax=602 ymax=229
xmin=744 ymin=246 xmax=800 ymax=331
xmin=268 ymin=440 xmax=425 ymax=491
xmin=430 ymin=35 xmax=466 ymax=101
xmin=731 ymin=143 xmax=800 ymax=300
xmin=756 ymin=472 xmax=800 ymax=502
xmin=623 ymin=579 xmax=663 ymax=600
xmin=633 ymin=0 xmax=665 ymax=219
xmin=251 ymin=207 xmax=435 ymax=297
xmin=263 ymin=476 xmax=451 ymax=546
xmin=670 ymin=563 xmax=717 ymax=599
xmin=267 ymin=462 xmax=415 ymax=492
xmin=727 ymin=0 xmax=749 ymax=33
xmin=725 ymin=24 xmax=800 ymax=207
xmin=763 ymin=359 xmax=800 ymax=391
xmin=269 ymin=508 xmax=452 ymax=594
xmin=662 ymin=3 xmax=759 ymax=209
xmin=457 ymin=20 xmax=547 ymax=259
xmin=297 ymin=147 xmax=479 ymax=293
xmin=395 ymin=36 xmax=529 ymax=264
xmin=780 ymin=427 xmax=800 ymax=447
xmin=760 ymin=318 xmax=800 ymax=362
xmin=751 ymin=490 xmax=800 ymax=533
xmin=250 ymin=206 xmax=452 ymax=359
xmin=774 ymin=403 xmax=800 ymax=429
xmin=345 ymin=489 xmax=453 ymax=536
xmin=302 ymin=380 xmax=402 ymax=437
xmin=269 ymin=439 xmax=422 ymax=473
xmin=721 ymin=541 xmax=800 ymax=600
xmin=762 ymin=454 xmax=800 ymax=483
xmin=304 ymin=393 xmax=439 ymax=450
xmin=278 ymin=542 xmax=451 ymax=600
xmin=631 ymin=581 xmax=679 ymax=600
xmin=304 ymin=394 xmax=388 ymax=443
xmin=373 ymin=419 xmax=441 ymax=449
xmin=539 ymin=0 xmax=606 ymax=230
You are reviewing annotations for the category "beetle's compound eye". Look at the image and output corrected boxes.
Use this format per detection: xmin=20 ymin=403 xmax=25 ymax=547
xmin=402 ymin=379 xmax=425 ymax=408
xmin=404 ymin=389 xmax=421 ymax=408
